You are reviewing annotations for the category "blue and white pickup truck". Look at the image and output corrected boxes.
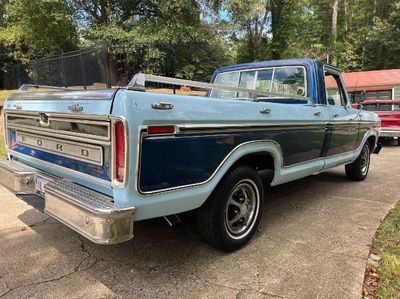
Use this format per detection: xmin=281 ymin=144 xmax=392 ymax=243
xmin=1 ymin=59 xmax=381 ymax=251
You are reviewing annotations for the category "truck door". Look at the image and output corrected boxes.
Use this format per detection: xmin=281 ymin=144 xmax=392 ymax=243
xmin=323 ymin=66 xmax=359 ymax=156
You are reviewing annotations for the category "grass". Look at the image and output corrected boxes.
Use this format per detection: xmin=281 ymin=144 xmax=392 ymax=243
xmin=0 ymin=135 xmax=6 ymax=159
xmin=0 ymin=89 xmax=16 ymax=103
xmin=147 ymin=88 xmax=206 ymax=96
xmin=378 ymin=254 xmax=400 ymax=298
xmin=369 ymin=203 xmax=400 ymax=298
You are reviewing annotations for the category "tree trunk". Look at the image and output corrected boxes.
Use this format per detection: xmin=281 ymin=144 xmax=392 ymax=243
xmin=332 ymin=0 xmax=339 ymax=42
xmin=100 ymin=0 xmax=111 ymax=26
xmin=271 ymin=0 xmax=284 ymax=60
xmin=331 ymin=0 xmax=339 ymax=64
xmin=344 ymin=0 xmax=348 ymax=32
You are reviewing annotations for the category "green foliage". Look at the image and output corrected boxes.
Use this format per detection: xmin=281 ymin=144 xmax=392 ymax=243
xmin=1 ymin=0 xmax=400 ymax=85
xmin=0 ymin=88 xmax=13 ymax=102
xmin=0 ymin=134 xmax=6 ymax=159
xmin=81 ymin=0 xmax=232 ymax=81
xmin=377 ymin=254 xmax=400 ymax=298
xmin=0 ymin=0 xmax=78 ymax=65
xmin=372 ymin=202 xmax=400 ymax=298
xmin=363 ymin=1 xmax=400 ymax=70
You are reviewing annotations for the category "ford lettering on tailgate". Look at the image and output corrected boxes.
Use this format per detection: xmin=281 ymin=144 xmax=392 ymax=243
xmin=16 ymin=132 xmax=103 ymax=166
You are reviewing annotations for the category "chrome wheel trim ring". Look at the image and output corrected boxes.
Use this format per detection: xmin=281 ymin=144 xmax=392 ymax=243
xmin=360 ymin=144 xmax=370 ymax=175
xmin=224 ymin=179 xmax=260 ymax=240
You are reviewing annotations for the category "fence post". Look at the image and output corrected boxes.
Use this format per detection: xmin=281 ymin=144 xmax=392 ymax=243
xmin=102 ymin=40 xmax=112 ymax=88
xmin=17 ymin=66 xmax=21 ymax=88
xmin=61 ymin=52 xmax=66 ymax=87
xmin=80 ymin=50 xmax=87 ymax=89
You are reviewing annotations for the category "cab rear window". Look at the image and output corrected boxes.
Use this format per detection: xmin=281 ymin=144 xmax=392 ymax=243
xmin=210 ymin=66 xmax=307 ymax=100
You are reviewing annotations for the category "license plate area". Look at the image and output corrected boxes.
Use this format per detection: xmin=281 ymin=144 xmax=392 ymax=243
xmin=16 ymin=132 xmax=103 ymax=166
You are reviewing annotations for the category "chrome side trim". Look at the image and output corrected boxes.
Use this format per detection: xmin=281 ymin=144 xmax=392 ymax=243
xmin=136 ymin=123 xmax=379 ymax=195
xmin=4 ymin=110 xmax=112 ymax=121
xmin=178 ymin=122 xmax=326 ymax=132
xmin=142 ymin=121 xmax=379 ymax=136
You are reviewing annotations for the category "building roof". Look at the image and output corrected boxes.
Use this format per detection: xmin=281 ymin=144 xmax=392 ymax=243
xmin=342 ymin=69 xmax=400 ymax=91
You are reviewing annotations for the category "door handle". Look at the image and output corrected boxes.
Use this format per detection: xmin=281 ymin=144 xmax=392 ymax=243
xmin=259 ymin=108 xmax=271 ymax=114
xmin=332 ymin=112 xmax=339 ymax=118
xmin=313 ymin=111 xmax=321 ymax=116
xmin=151 ymin=102 xmax=174 ymax=110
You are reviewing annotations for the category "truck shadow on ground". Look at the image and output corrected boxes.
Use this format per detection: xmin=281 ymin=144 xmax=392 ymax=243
xmin=3 ymin=167 xmax=359 ymax=297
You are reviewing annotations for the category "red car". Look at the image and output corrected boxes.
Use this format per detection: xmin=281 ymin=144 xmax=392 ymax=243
xmin=361 ymin=99 xmax=400 ymax=145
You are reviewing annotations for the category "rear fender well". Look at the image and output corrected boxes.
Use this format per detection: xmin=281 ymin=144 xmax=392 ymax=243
xmin=130 ymin=140 xmax=283 ymax=221
xmin=366 ymin=135 xmax=376 ymax=151
xmin=204 ymin=140 xmax=282 ymax=196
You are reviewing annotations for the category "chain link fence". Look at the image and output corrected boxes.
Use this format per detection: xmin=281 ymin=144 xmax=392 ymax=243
xmin=1 ymin=41 xmax=218 ymax=90
xmin=2 ymin=43 xmax=109 ymax=90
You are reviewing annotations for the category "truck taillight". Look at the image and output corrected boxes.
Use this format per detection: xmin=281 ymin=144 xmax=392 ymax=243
xmin=115 ymin=121 xmax=125 ymax=183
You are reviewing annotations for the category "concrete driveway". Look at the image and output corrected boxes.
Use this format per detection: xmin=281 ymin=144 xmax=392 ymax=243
xmin=1 ymin=146 xmax=399 ymax=299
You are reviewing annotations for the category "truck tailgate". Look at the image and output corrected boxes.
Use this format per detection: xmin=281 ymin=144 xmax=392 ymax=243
xmin=3 ymin=89 xmax=117 ymax=194
xmin=4 ymin=89 xmax=115 ymax=114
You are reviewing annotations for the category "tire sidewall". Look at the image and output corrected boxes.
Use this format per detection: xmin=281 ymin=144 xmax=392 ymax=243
xmin=360 ymin=143 xmax=371 ymax=178
xmin=213 ymin=167 xmax=264 ymax=249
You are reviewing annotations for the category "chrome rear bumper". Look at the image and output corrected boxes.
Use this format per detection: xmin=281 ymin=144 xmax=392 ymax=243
xmin=379 ymin=129 xmax=400 ymax=138
xmin=0 ymin=159 xmax=135 ymax=244
xmin=0 ymin=159 xmax=37 ymax=193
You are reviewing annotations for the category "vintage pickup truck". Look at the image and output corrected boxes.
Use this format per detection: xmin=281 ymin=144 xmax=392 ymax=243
xmin=1 ymin=59 xmax=381 ymax=251
xmin=361 ymin=99 xmax=400 ymax=145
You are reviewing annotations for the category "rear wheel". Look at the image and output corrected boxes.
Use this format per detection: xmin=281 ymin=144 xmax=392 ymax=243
xmin=345 ymin=142 xmax=371 ymax=181
xmin=196 ymin=166 xmax=264 ymax=252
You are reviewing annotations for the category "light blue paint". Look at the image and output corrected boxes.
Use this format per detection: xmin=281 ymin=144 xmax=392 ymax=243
xmin=3 ymin=59 xmax=381 ymax=222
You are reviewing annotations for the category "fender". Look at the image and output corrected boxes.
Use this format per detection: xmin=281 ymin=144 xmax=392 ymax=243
xmin=130 ymin=140 xmax=284 ymax=220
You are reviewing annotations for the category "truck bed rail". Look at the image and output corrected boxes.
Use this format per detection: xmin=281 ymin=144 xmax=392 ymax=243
xmin=18 ymin=84 xmax=81 ymax=91
xmin=126 ymin=73 xmax=311 ymax=102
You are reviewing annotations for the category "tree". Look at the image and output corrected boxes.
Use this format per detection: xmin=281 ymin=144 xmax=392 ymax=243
xmin=226 ymin=0 xmax=271 ymax=62
xmin=363 ymin=0 xmax=400 ymax=69
xmin=68 ymin=0 xmax=158 ymax=27
xmin=0 ymin=0 xmax=79 ymax=63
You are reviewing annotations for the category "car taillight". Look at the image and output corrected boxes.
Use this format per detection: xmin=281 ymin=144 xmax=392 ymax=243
xmin=115 ymin=121 xmax=125 ymax=183
xmin=147 ymin=125 xmax=175 ymax=135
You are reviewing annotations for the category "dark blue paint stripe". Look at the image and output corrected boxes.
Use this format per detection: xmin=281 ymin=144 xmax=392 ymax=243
xmin=8 ymin=130 xmax=111 ymax=180
xmin=140 ymin=129 xmax=325 ymax=192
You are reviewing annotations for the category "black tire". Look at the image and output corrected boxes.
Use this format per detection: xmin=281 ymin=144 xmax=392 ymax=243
xmin=196 ymin=166 xmax=264 ymax=252
xmin=345 ymin=142 xmax=371 ymax=181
